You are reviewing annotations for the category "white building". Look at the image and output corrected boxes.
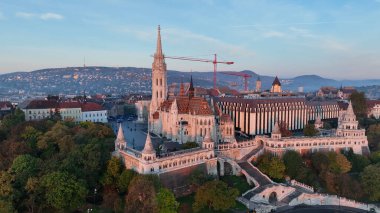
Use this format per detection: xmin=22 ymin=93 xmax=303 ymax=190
xmin=23 ymin=100 xmax=107 ymax=123
xmin=23 ymin=100 xmax=58 ymax=121
xmin=367 ymin=100 xmax=380 ymax=119
xmin=81 ymin=102 xmax=108 ymax=123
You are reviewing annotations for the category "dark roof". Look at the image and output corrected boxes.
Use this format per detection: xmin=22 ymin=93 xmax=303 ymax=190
xmin=367 ymin=100 xmax=380 ymax=108
xmin=337 ymin=101 xmax=349 ymax=110
xmin=81 ymin=102 xmax=104 ymax=112
xmin=272 ymin=76 xmax=281 ymax=86
xmin=25 ymin=100 xmax=58 ymax=109
xmin=59 ymin=102 xmax=82 ymax=108
xmin=0 ymin=101 xmax=12 ymax=109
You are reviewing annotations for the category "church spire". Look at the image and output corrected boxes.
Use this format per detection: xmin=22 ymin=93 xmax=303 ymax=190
xmin=155 ymin=25 xmax=163 ymax=59
xmin=179 ymin=80 xmax=185 ymax=96
xmin=188 ymin=75 xmax=194 ymax=99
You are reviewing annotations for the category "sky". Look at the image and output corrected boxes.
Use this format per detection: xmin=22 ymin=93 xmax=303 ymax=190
xmin=0 ymin=0 xmax=380 ymax=79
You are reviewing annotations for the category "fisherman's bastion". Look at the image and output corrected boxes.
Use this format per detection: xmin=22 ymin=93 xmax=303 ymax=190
xmin=114 ymin=26 xmax=378 ymax=212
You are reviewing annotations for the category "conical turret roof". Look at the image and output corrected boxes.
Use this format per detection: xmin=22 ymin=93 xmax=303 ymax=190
xmin=142 ymin=128 xmax=155 ymax=155
xmin=116 ymin=124 xmax=126 ymax=142
xmin=272 ymin=76 xmax=281 ymax=86
xmin=347 ymin=101 xmax=354 ymax=114
xmin=272 ymin=121 xmax=281 ymax=134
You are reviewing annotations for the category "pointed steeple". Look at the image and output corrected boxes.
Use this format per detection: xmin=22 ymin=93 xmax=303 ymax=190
xmin=142 ymin=126 xmax=155 ymax=155
xmin=272 ymin=76 xmax=281 ymax=86
xmin=188 ymin=75 xmax=195 ymax=99
xmin=115 ymin=124 xmax=126 ymax=150
xmin=116 ymin=124 xmax=125 ymax=140
xmin=179 ymin=80 xmax=185 ymax=96
xmin=347 ymin=101 xmax=354 ymax=114
xmin=155 ymin=25 xmax=163 ymax=58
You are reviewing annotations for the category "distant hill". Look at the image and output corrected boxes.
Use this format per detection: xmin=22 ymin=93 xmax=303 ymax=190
xmin=1 ymin=67 xmax=380 ymax=96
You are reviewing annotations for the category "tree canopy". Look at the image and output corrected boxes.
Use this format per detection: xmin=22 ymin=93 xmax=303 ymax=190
xmin=193 ymin=180 xmax=239 ymax=212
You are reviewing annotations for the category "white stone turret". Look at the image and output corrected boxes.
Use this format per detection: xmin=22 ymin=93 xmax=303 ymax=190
xmin=271 ymin=121 xmax=281 ymax=140
xmin=336 ymin=101 xmax=364 ymax=140
xmin=202 ymin=129 xmax=214 ymax=150
xmin=314 ymin=114 xmax=323 ymax=129
xmin=142 ymin=126 xmax=156 ymax=161
xmin=115 ymin=124 xmax=126 ymax=150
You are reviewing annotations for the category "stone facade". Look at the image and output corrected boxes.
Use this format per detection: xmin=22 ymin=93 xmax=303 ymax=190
xmin=215 ymin=97 xmax=341 ymax=135
xmin=260 ymin=102 xmax=369 ymax=156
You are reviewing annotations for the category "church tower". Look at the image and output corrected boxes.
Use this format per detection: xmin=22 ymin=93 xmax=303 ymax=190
xmin=255 ymin=76 xmax=262 ymax=92
xmin=150 ymin=25 xmax=167 ymax=115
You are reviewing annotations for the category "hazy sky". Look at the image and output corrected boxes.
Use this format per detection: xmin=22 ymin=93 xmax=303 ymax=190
xmin=0 ymin=0 xmax=380 ymax=79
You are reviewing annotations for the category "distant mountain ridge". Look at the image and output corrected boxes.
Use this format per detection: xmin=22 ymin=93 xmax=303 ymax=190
xmin=0 ymin=66 xmax=380 ymax=96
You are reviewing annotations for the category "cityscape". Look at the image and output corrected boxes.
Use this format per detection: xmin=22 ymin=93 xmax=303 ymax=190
xmin=1 ymin=1 xmax=380 ymax=213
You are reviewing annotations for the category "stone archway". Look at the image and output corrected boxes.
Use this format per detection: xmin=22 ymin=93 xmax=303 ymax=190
xmin=224 ymin=161 xmax=233 ymax=175
xmin=268 ymin=192 xmax=278 ymax=204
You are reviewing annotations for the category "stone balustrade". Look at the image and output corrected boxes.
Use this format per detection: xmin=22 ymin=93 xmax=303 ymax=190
xmin=290 ymin=179 xmax=314 ymax=192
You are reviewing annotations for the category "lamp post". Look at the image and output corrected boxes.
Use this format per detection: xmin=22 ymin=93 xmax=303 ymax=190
xmin=94 ymin=188 xmax=97 ymax=205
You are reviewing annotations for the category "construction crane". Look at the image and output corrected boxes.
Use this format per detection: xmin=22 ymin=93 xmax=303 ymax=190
xmin=220 ymin=71 xmax=252 ymax=92
xmin=164 ymin=54 xmax=234 ymax=90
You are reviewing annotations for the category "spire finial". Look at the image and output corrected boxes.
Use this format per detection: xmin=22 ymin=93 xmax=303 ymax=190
xmin=155 ymin=25 xmax=163 ymax=57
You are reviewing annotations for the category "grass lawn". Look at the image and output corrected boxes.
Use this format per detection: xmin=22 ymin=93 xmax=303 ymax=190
xmin=220 ymin=175 xmax=253 ymax=194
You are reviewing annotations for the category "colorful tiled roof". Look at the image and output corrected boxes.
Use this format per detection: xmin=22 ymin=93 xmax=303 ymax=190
xmin=160 ymin=96 xmax=213 ymax=115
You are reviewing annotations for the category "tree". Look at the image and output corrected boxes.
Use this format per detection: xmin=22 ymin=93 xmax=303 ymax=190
xmin=370 ymin=151 xmax=380 ymax=164
xmin=157 ymin=188 xmax=179 ymax=213
xmin=24 ymin=177 xmax=43 ymax=213
xmin=312 ymin=152 xmax=330 ymax=173
xmin=328 ymin=152 xmax=351 ymax=174
xmin=0 ymin=171 xmax=14 ymax=199
xmin=10 ymin=154 xmax=40 ymax=186
xmin=190 ymin=169 xmax=213 ymax=187
xmin=349 ymin=91 xmax=367 ymax=119
xmin=21 ymin=126 xmax=42 ymax=149
xmin=41 ymin=171 xmax=87 ymax=211
xmin=279 ymin=121 xmax=292 ymax=137
xmin=182 ymin=142 xmax=198 ymax=150
xmin=361 ymin=164 xmax=380 ymax=201
xmin=125 ymin=175 xmax=158 ymax=213
xmin=303 ymin=124 xmax=319 ymax=136
xmin=367 ymin=124 xmax=380 ymax=151
xmin=282 ymin=151 xmax=304 ymax=179
xmin=257 ymin=153 xmax=285 ymax=180
xmin=193 ymin=180 xmax=239 ymax=212
xmin=117 ymin=169 xmax=135 ymax=194
xmin=103 ymin=156 xmax=122 ymax=186
xmin=345 ymin=150 xmax=370 ymax=173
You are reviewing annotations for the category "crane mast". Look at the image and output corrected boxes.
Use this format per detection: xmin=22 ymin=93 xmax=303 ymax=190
xmin=164 ymin=54 xmax=234 ymax=90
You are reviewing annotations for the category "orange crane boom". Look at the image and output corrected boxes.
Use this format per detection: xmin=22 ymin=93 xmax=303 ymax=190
xmin=220 ymin=71 xmax=252 ymax=92
xmin=164 ymin=54 xmax=234 ymax=90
